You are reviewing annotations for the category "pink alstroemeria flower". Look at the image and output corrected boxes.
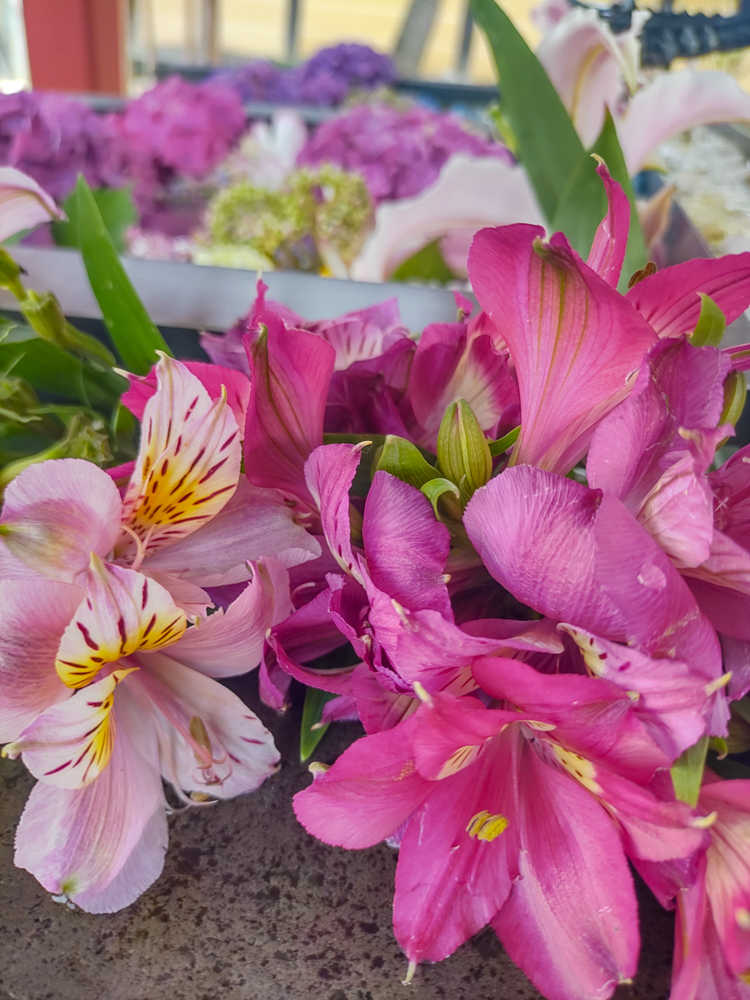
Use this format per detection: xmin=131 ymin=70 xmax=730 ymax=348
xmin=1 ymin=555 xmax=281 ymax=912
xmin=664 ymin=777 xmax=750 ymax=999
xmin=294 ymin=670 xmax=704 ymax=1000
xmin=264 ymin=444 xmax=560 ymax=728
xmin=468 ymin=168 xmax=750 ymax=476
xmin=464 ymin=464 xmax=727 ymax=747
xmin=0 ymin=353 xmax=319 ymax=599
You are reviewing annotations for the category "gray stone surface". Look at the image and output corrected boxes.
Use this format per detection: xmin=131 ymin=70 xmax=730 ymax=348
xmin=0 ymin=675 xmax=675 ymax=1000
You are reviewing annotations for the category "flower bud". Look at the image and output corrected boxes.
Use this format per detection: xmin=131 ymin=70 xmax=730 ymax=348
xmin=21 ymin=290 xmax=115 ymax=366
xmin=0 ymin=247 xmax=26 ymax=300
xmin=437 ymin=398 xmax=492 ymax=503
xmin=0 ymin=412 xmax=111 ymax=489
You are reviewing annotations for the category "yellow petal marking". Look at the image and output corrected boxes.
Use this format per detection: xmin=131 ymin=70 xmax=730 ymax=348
xmin=550 ymin=744 xmax=603 ymax=796
xmin=56 ymin=557 xmax=187 ymax=688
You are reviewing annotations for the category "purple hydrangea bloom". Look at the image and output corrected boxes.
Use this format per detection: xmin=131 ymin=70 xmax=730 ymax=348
xmin=0 ymin=90 xmax=125 ymax=202
xmin=215 ymin=43 xmax=394 ymax=108
xmin=112 ymin=75 xmax=247 ymax=216
xmin=289 ymin=43 xmax=395 ymax=106
xmin=297 ymin=102 xmax=512 ymax=204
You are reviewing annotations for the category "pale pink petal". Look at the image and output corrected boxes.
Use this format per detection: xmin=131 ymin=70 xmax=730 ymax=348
xmin=586 ymin=160 xmax=630 ymax=288
xmin=141 ymin=477 xmax=320 ymax=586
xmin=492 ymin=737 xmax=639 ymax=1000
xmin=363 ymin=472 xmax=451 ymax=616
xmin=292 ymin=714 xmax=433 ymax=849
xmin=244 ymin=314 xmax=335 ymax=507
xmin=0 ymin=578 xmax=82 ymax=742
xmin=0 ymin=459 xmax=122 ymax=584
xmin=122 ymin=355 xmax=241 ymax=556
xmin=304 ymin=443 xmax=366 ymax=582
xmin=132 ymin=656 xmax=279 ymax=798
xmin=468 ymin=225 xmax=656 ymax=473
xmin=5 ymin=668 xmax=134 ymax=788
xmin=55 ymin=560 xmax=186 ymax=689
xmin=0 ymin=166 xmax=63 ymax=242
xmin=536 ymin=8 xmax=641 ymax=147
xmin=121 ymin=361 xmax=250 ymax=438
xmin=14 ymin=683 xmax=168 ymax=913
xmin=352 ymin=156 xmax=543 ymax=283
xmin=168 ymin=559 xmax=290 ymax=677
xmin=143 ymin=572 xmax=212 ymax=620
xmin=626 ymin=253 xmax=750 ymax=339
xmin=618 ymin=71 xmax=750 ymax=176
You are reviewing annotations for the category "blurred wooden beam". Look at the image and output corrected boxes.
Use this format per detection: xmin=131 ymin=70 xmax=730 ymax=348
xmin=22 ymin=0 xmax=128 ymax=94
xmin=394 ymin=0 xmax=442 ymax=77
xmin=185 ymin=0 xmax=219 ymax=66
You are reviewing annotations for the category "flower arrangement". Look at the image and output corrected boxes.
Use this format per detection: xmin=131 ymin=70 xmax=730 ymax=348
xmin=4 ymin=147 xmax=750 ymax=995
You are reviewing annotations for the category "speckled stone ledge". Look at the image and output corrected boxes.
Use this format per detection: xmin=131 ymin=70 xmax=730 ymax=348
xmin=0 ymin=675 xmax=675 ymax=1000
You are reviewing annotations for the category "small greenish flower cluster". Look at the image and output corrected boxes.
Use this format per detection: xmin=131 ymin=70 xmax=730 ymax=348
xmin=206 ymin=164 xmax=372 ymax=276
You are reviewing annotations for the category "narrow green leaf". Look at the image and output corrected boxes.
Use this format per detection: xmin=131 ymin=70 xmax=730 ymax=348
xmin=300 ymin=687 xmax=337 ymax=762
xmin=550 ymin=111 xmax=646 ymax=283
xmin=53 ymin=186 xmax=137 ymax=255
xmin=420 ymin=477 xmax=461 ymax=519
xmin=390 ymin=239 xmax=456 ymax=284
xmin=377 ymin=434 xmax=439 ymax=489
xmin=0 ymin=337 xmax=126 ymax=412
xmin=690 ymin=294 xmax=727 ymax=347
xmin=671 ymin=734 xmax=709 ymax=808
xmin=75 ymin=176 xmax=171 ymax=374
xmin=470 ymin=0 xmax=586 ymax=222
xmin=489 ymin=425 xmax=520 ymax=457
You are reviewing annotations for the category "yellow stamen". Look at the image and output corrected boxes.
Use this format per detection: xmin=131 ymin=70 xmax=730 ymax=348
xmin=466 ymin=810 xmax=509 ymax=842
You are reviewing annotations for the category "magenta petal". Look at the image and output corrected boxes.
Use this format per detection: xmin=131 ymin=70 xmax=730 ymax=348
xmin=0 ymin=578 xmax=81 ymax=742
xmin=306 ymin=298 xmax=409 ymax=371
xmin=0 ymin=459 xmax=122 ymax=584
xmin=363 ymin=471 xmax=451 ymax=616
xmin=586 ymin=161 xmax=630 ymax=288
xmin=409 ymin=321 xmax=518 ymax=448
xmin=350 ymin=664 xmax=418 ymax=734
xmin=244 ymin=316 xmax=335 ymax=506
xmin=464 ymin=466 xmax=622 ymax=636
xmin=305 ymin=443 xmax=365 ymax=581
xmin=588 ymin=338 xmax=730 ymax=509
xmin=627 ymin=253 xmax=750 ymax=339
xmin=14 ymin=685 xmax=168 ymax=913
xmin=292 ymin=716 xmax=433 ymax=849
xmin=594 ymin=494 xmax=723 ymax=687
xmin=393 ymin=729 xmax=519 ymax=964
xmin=468 ymin=225 xmax=656 ymax=472
xmin=492 ymin=738 xmax=639 ymax=1000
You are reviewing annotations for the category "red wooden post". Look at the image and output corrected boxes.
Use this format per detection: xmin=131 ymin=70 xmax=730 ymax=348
xmin=22 ymin=0 xmax=127 ymax=94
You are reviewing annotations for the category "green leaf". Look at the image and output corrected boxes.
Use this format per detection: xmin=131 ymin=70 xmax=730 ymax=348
xmin=377 ymin=435 xmax=439 ymax=489
xmin=420 ymin=477 xmax=462 ymax=519
xmin=550 ymin=111 xmax=646 ymax=284
xmin=299 ymin=687 xmax=337 ymax=762
xmin=671 ymin=734 xmax=709 ymax=808
xmin=489 ymin=425 xmax=520 ymax=457
xmin=75 ymin=176 xmax=171 ymax=374
xmin=0 ymin=336 xmax=126 ymax=412
xmin=53 ymin=186 xmax=137 ymax=255
xmin=390 ymin=239 xmax=456 ymax=284
xmin=470 ymin=0 xmax=586 ymax=222
xmin=690 ymin=294 xmax=727 ymax=347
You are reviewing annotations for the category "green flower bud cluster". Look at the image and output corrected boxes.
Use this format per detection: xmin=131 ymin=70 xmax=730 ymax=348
xmin=206 ymin=164 xmax=372 ymax=275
